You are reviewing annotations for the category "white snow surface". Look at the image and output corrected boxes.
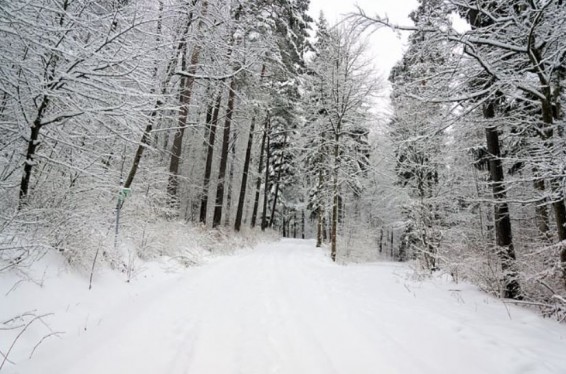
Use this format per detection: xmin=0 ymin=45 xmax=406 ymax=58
xmin=3 ymin=239 xmax=566 ymax=374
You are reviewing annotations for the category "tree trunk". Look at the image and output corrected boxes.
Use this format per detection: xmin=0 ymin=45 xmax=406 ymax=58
xmin=330 ymin=130 xmax=340 ymax=262
xmin=379 ymin=227 xmax=384 ymax=253
xmin=538 ymin=93 xmax=566 ymax=283
xmin=551 ymin=178 xmax=566 ymax=286
xmin=261 ymin=134 xmax=271 ymax=231
xmin=166 ymin=66 xmax=189 ymax=208
xmin=166 ymin=0 xmax=208 ymax=209
xmin=124 ymin=123 xmax=152 ymax=190
xmin=123 ymin=0 xmax=166 ymax=190
xmin=125 ymin=94 xmax=171 ymax=190
xmin=268 ymin=176 xmax=281 ymax=228
xmin=532 ymin=177 xmax=550 ymax=240
xmin=268 ymin=144 xmax=285 ymax=229
xmin=540 ymin=97 xmax=566 ymax=242
xmin=18 ymin=0 xmax=77 ymax=207
xmin=224 ymin=132 xmax=237 ymax=226
xmin=251 ymin=117 xmax=268 ymax=228
xmin=282 ymin=207 xmax=287 ymax=237
xmin=301 ymin=210 xmax=305 ymax=239
xmin=235 ymin=115 xmax=256 ymax=231
xmin=390 ymin=231 xmax=394 ymax=258
xmin=316 ymin=166 xmax=324 ymax=248
xmin=19 ymin=98 xmax=48 ymax=207
xmin=212 ymin=78 xmax=237 ymax=228
xmin=530 ymin=42 xmax=566 ymax=283
xmin=155 ymin=17 xmax=195 ymax=159
xmin=552 ymin=188 xmax=566 ymax=242
xmin=316 ymin=208 xmax=323 ymax=247
xmin=199 ymin=91 xmax=222 ymax=224
xmin=236 ymin=65 xmax=266 ymax=231
xmin=484 ymin=102 xmax=520 ymax=299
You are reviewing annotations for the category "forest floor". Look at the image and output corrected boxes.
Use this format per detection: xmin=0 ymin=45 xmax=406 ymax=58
xmin=3 ymin=238 xmax=566 ymax=374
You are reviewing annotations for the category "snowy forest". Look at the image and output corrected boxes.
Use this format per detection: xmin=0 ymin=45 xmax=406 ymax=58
xmin=2 ymin=0 xmax=566 ymax=372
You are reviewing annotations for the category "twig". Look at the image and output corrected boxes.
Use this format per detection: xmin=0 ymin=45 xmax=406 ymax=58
xmin=28 ymin=331 xmax=64 ymax=359
xmin=0 ymin=324 xmax=26 ymax=331
xmin=536 ymin=279 xmax=557 ymax=295
xmin=0 ymin=349 xmax=15 ymax=366
xmin=551 ymin=295 xmax=566 ymax=304
xmin=503 ymin=299 xmax=555 ymax=308
xmin=0 ymin=313 xmax=53 ymax=371
xmin=1 ymin=311 xmax=38 ymax=325
xmin=0 ymin=257 xmax=25 ymax=273
xmin=501 ymin=300 xmax=513 ymax=320
xmin=89 ymin=244 xmax=101 ymax=290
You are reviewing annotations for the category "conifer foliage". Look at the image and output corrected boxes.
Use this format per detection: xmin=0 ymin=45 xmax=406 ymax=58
xmin=353 ymin=0 xmax=566 ymax=314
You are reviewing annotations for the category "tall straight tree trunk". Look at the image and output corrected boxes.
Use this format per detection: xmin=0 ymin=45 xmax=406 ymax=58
xmin=125 ymin=2 xmax=192 ymax=190
xmin=224 ymin=132 xmax=237 ymax=226
xmin=330 ymin=127 xmax=340 ymax=262
xmin=200 ymin=84 xmax=214 ymax=152
xmin=379 ymin=227 xmax=384 ymax=253
xmin=268 ymin=143 xmax=286 ymax=229
xmin=530 ymin=87 xmax=566 ymax=283
xmin=166 ymin=0 xmax=208 ymax=208
xmin=268 ymin=171 xmax=282 ymax=228
xmin=390 ymin=231 xmax=394 ymax=258
xmin=316 ymin=207 xmax=323 ymax=247
xmin=316 ymin=165 xmax=324 ymax=248
xmin=212 ymin=78 xmax=237 ymax=228
xmin=331 ymin=178 xmax=338 ymax=261
xmin=235 ymin=115 xmax=256 ymax=231
xmin=125 ymin=82 xmax=175 ymax=191
xmin=282 ymin=207 xmax=287 ymax=237
xmin=554 ymin=187 xmax=566 ymax=285
xmin=484 ymin=102 xmax=520 ymax=299
xmin=550 ymin=176 xmax=566 ymax=285
xmin=123 ymin=1 xmax=164 ymax=188
xmin=235 ymin=65 xmax=266 ymax=231
xmin=551 ymin=180 xmax=566 ymax=242
xmin=301 ymin=210 xmax=305 ymax=239
xmin=199 ymin=90 xmax=222 ymax=224
xmin=166 ymin=48 xmax=189 ymax=208
xmin=541 ymin=98 xmax=566 ymax=284
xmin=462 ymin=6 xmax=520 ymax=298
xmin=532 ymin=177 xmax=550 ymax=240
xmin=210 ymin=3 xmax=243 ymax=228
xmin=251 ymin=117 xmax=268 ymax=228
xmin=526 ymin=39 xmax=566 ymax=284
xmin=261 ymin=134 xmax=271 ymax=231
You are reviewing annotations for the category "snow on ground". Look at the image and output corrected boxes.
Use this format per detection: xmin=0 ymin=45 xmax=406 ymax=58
xmin=2 ymin=238 xmax=566 ymax=374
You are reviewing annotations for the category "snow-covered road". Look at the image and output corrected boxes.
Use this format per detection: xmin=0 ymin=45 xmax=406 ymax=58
xmin=11 ymin=239 xmax=566 ymax=374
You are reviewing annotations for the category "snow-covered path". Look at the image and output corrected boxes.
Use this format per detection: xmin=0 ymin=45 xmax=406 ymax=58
xmin=11 ymin=239 xmax=566 ymax=374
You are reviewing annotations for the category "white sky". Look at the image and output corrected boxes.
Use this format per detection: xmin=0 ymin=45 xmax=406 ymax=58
xmin=308 ymin=0 xmax=418 ymax=79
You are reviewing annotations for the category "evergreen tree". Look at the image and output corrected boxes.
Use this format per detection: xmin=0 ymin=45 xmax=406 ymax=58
xmin=388 ymin=0 xmax=449 ymax=268
xmin=304 ymin=21 xmax=381 ymax=260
